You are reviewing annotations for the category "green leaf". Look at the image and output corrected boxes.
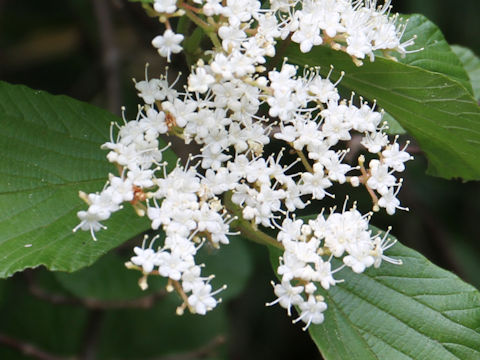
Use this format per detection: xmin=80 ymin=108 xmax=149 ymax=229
xmin=54 ymin=252 xmax=166 ymax=301
xmin=97 ymin=297 xmax=228 ymax=359
xmin=383 ymin=112 xmax=406 ymax=135
xmin=0 ymin=279 xmax=88 ymax=357
xmin=54 ymin=235 xmax=253 ymax=303
xmin=0 ymin=280 xmax=5 ymax=308
xmin=268 ymin=233 xmax=480 ymax=360
xmin=451 ymin=45 xmax=480 ymax=101
xmin=285 ymin=38 xmax=480 ymax=181
xmin=399 ymin=15 xmax=473 ymax=95
xmin=183 ymin=27 xmax=207 ymax=67
xmin=184 ymin=27 xmax=205 ymax=53
xmin=0 ymin=271 xmax=227 ymax=359
xmin=197 ymin=235 xmax=253 ymax=301
xmin=0 ymin=81 xmax=176 ymax=278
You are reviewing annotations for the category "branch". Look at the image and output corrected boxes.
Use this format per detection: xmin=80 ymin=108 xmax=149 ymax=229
xmin=0 ymin=333 xmax=74 ymax=360
xmin=25 ymin=272 xmax=166 ymax=309
xmin=92 ymin=0 xmax=121 ymax=114
xmin=152 ymin=335 xmax=226 ymax=360
xmin=223 ymin=191 xmax=283 ymax=250
xmin=400 ymin=182 xmax=465 ymax=277
xmin=79 ymin=309 xmax=104 ymax=360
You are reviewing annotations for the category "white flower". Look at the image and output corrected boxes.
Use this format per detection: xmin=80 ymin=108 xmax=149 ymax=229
xmin=154 ymin=0 xmax=177 ymax=14
xmin=187 ymin=66 xmax=215 ymax=93
xmin=367 ymin=160 xmax=396 ymax=195
xmin=382 ymin=141 xmax=412 ymax=172
xmin=135 ymin=78 xmax=162 ymax=104
xmin=322 ymin=151 xmax=351 ymax=184
xmin=88 ymin=189 xmax=120 ymax=217
xmin=152 ymin=30 xmax=184 ymax=62
xmin=188 ymin=283 xmax=223 ymax=315
xmin=131 ymin=246 xmax=162 ymax=273
xmin=308 ymin=75 xmax=340 ymax=103
xmin=300 ymin=171 xmax=332 ymax=200
xmin=181 ymin=266 xmax=203 ymax=292
xmin=378 ymin=183 xmax=406 ymax=215
xmin=371 ymin=229 xmax=403 ymax=268
xmin=218 ymin=24 xmax=246 ymax=52
xmin=350 ymin=103 xmax=382 ymax=133
xmin=277 ymin=218 xmax=303 ymax=243
xmin=266 ymin=281 xmax=304 ymax=316
xmin=343 ymin=239 xmax=375 ymax=273
xmin=291 ymin=12 xmax=322 ymax=53
xmin=157 ymin=251 xmax=191 ymax=280
xmin=324 ymin=208 xmax=369 ymax=257
xmin=143 ymin=108 xmax=168 ymax=135
xmin=166 ymin=235 xmax=197 ymax=261
xmin=361 ymin=130 xmax=389 ymax=153
xmin=162 ymin=98 xmax=198 ymax=128
xmin=321 ymin=101 xmax=352 ymax=145
xmin=283 ymin=179 xmax=308 ymax=211
xmin=285 ymin=238 xmax=320 ymax=264
xmin=108 ymin=175 xmax=134 ymax=204
xmin=346 ymin=32 xmax=372 ymax=59
xmin=147 ymin=203 xmax=171 ymax=230
xmin=73 ymin=209 xmax=108 ymax=240
xmin=127 ymin=168 xmax=155 ymax=188
xmin=293 ymin=295 xmax=328 ymax=330
xmin=202 ymin=0 xmax=223 ymax=16
xmin=313 ymin=260 xmax=338 ymax=290
xmin=277 ymin=251 xmax=306 ymax=282
xmin=223 ymin=0 xmax=260 ymax=27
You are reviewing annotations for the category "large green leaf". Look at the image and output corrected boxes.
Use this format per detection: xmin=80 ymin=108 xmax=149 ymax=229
xmin=269 ymin=235 xmax=480 ymax=359
xmin=0 ymin=81 xmax=175 ymax=278
xmin=399 ymin=15 xmax=473 ymax=95
xmin=0 ymin=279 xmax=88 ymax=358
xmin=54 ymin=235 xmax=253 ymax=303
xmin=0 ymin=272 xmax=227 ymax=359
xmin=383 ymin=112 xmax=406 ymax=135
xmin=54 ymin=252 xmax=167 ymax=301
xmin=0 ymin=280 xmax=5 ymax=308
xmin=451 ymin=45 xmax=480 ymax=101
xmin=285 ymin=23 xmax=480 ymax=180
xmin=97 ymin=297 xmax=228 ymax=359
xmin=197 ymin=235 xmax=253 ymax=302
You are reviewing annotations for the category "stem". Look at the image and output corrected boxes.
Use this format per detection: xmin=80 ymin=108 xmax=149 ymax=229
xmin=0 ymin=333 xmax=72 ymax=360
xmin=295 ymin=148 xmax=314 ymax=173
xmin=79 ymin=309 xmax=103 ymax=360
xmin=172 ymin=279 xmax=193 ymax=314
xmin=358 ymin=155 xmax=379 ymax=211
xmin=235 ymin=218 xmax=283 ymax=250
xmin=182 ymin=8 xmax=210 ymax=29
xmin=179 ymin=2 xmax=202 ymax=14
xmin=26 ymin=271 xmax=166 ymax=309
xmin=92 ymin=0 xmax=121 ymax=115
xmin=223 ymin=191 xmax=284 ymax=250
xmin=182 ymin=9 xmax=222 ymax=50
xmin=268 ymin=34 xmax=292 ymax=71
xmin=154 ymin=335 xmax=226 ymax=360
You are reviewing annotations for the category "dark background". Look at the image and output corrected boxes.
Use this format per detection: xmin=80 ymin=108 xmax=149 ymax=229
xmin=0 ymin=1 xmax=479 ymax=359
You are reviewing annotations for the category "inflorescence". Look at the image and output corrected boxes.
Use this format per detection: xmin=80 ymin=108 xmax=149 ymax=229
xmin=74 ymin=0 xmax=414 ymax=329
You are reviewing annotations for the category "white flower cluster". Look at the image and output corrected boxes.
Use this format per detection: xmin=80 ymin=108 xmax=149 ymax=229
xmin=74 ymin=0 xmax=414 ymax=327
xmin=268 ymin=207 xmax=401 ymax=329
xmin=128 ymin=233 xmax=227 ymax=315
xmin=151 ymin=0 xmax=414 ymax=65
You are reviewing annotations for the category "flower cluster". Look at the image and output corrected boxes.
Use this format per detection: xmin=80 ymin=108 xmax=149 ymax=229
xmin=74 ymin=0 xmax=414 ymax=329
xmin=268 ymin=207 xmax=401 ymax=329
xmin=151 ymin=0 xmax=414 ymax=66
